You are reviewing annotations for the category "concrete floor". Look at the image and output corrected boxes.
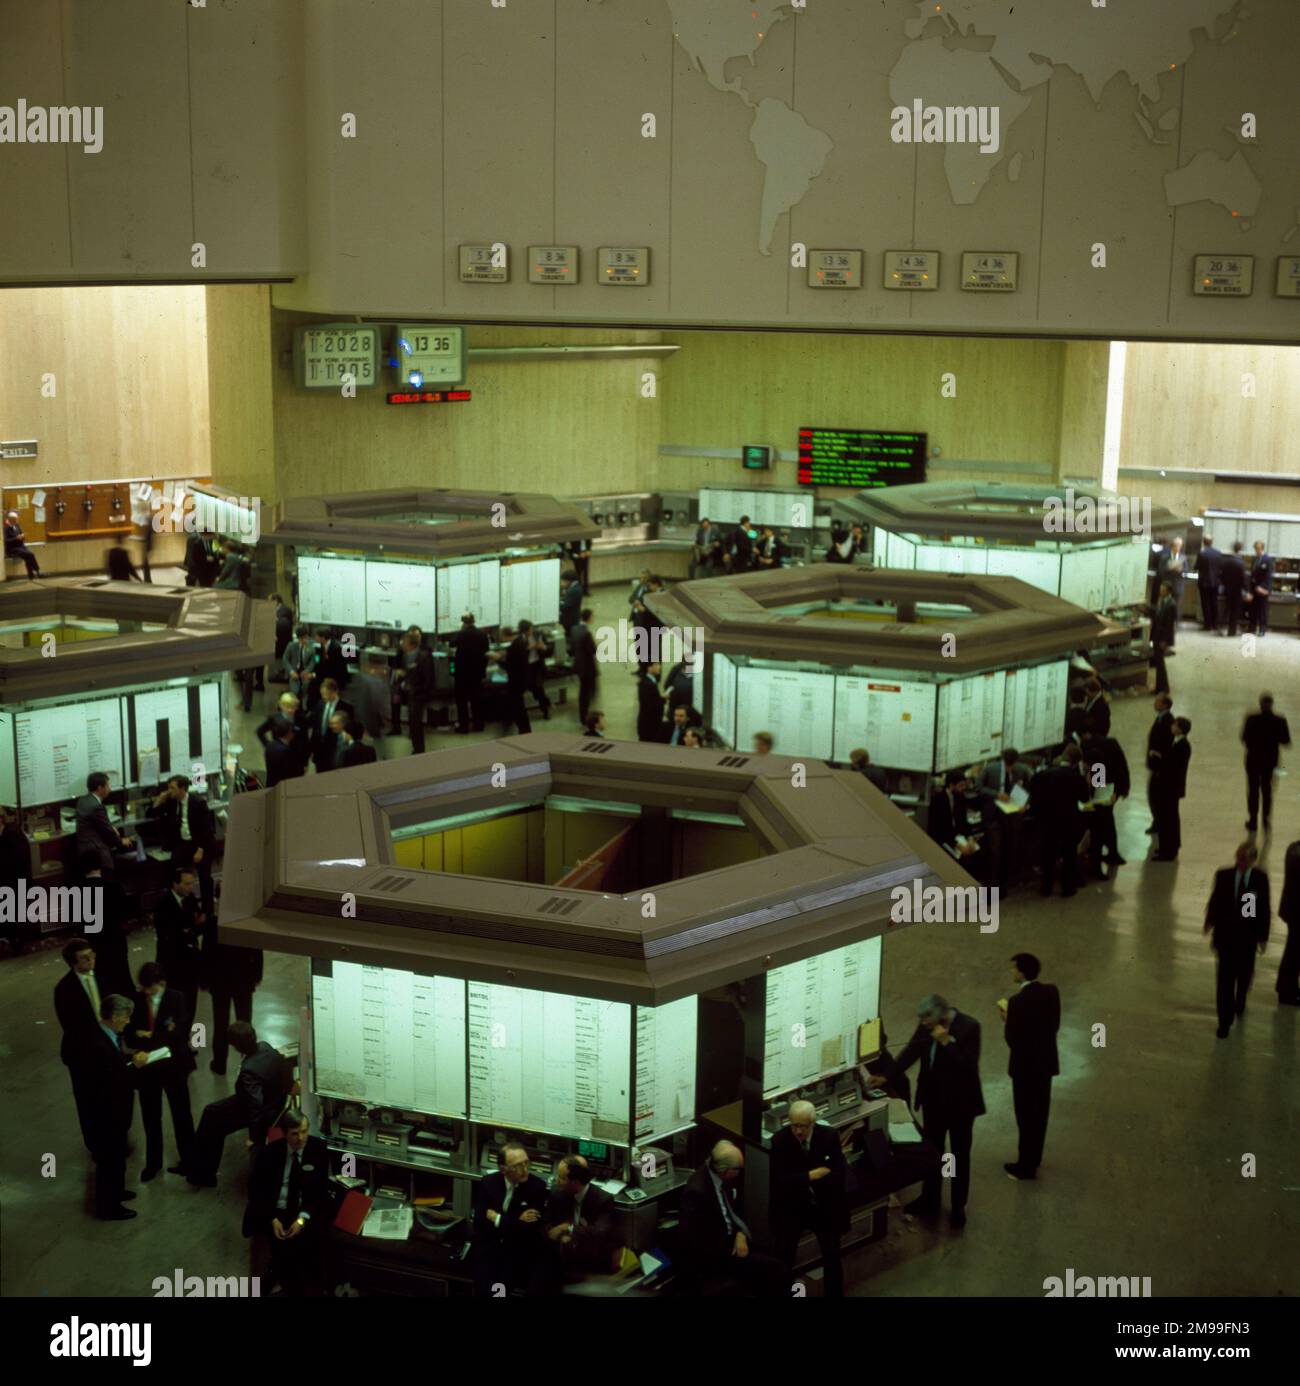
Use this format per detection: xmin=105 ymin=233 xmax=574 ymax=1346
xmin=2 ymin=585 xmax=1296 ymax=1297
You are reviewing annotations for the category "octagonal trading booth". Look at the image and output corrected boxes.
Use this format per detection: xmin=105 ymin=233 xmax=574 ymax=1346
xmin=0 ymin=577 xmax=274 ymax=895
xmin=259 ymin=487 xmax=600 ymax=731
xmin=220 ymin=733 xmax=974 ymax=1294
xmin=650 ymin=566 xmax=1125 ymax=788
xmin=844 ymin=480 xmax=1185 ymax=621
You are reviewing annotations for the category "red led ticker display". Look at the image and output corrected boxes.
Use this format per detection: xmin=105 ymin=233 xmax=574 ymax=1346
xmin=386 ymin=389 xmax=472 ymax=405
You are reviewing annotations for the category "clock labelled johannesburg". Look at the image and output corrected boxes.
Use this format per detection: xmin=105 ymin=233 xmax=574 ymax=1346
xmin=797 ymin=428 xmax=926 ymax=488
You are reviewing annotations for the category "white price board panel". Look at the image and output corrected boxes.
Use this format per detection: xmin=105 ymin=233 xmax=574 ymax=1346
xmin=833 ymin=675 xmax=936 ymax=772
xmin=872 ymin=528 xmax=889 ymax=566
xmin=133 ymin=686 xmax=192 ymax=782
xmin=199 ymin=682 xmax=222 ymax=776
xmin=710 ymin=652 xmax=738 ymax=748
xmin=987 ymin=547 xmax=1062 ymax=596
xmin=0 ymin=712 xmax=16 ymax=806
xmin=763 ymin=936 xmax=882 ymax=1098
xmin=736 ymin=667 xmax=835 ymax=760
xmin=934 ymin=670 xmax=1006 ymax=770
xmin=1102 ymin=540 xmax=1148 ymax=610
xmin=15 ymin=699 xmax=125 ymax=806
xmin=885 ymin=531 xmax=915 ymax=569
xmin=436 ymin=559 xmax=501 ymax=632
xmin=915 ymin=543 xmax=987 ymax=575
xmin=1002 ymin=660 xmax=1069 ymax=753
xmin=312 ymin=962 xmax=467 ymax=1117
xmin=365 ymin=560 xmax=437 ymax=630
xmin=297 ymin=555 xmax=367 ymax=629
xmin=634 ymin=996 xmax=698 ymax=1142
xmin=1058 ymin=545 xmax=1109 ymax=611
xmin=468 ymin=983 xmax=631 ymax=1143
xmin=499 ymin=557 xmax=560 ymax=628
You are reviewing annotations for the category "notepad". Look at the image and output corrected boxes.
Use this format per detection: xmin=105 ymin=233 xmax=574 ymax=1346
xmin=144 ymin=1047 xmax=171 ymax=1066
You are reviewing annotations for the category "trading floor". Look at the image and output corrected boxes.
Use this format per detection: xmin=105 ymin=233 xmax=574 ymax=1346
xmin=2 ymin=585 xmax=1294 ymax=1299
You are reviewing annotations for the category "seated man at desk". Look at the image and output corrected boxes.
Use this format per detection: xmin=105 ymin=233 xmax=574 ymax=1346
xmin=769 ymin=1100 xmax=847 ymax=1298
xmin=472 ymin=1140 xmax=550 ymax=1296
xmin=677 ymin=1140 xmax=786 ymax=1297
xmin=927 ymin=770 xmax=979 ymax=864
xmin=243 ymin=1107 xmax=329 ymax=1297
xmin=542 ymin=1154 xmax=617 ymax=1282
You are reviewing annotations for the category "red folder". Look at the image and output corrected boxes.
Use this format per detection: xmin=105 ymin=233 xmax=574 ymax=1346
xmin=334 ymin=1190 xmax=373 ymax=1235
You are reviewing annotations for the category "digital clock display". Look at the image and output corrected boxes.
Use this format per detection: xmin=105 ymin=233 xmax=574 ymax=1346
xmin=295 ymin=324 xmax=379 ymax=389
xmin=394 ymin=324 xmax=466 ymax=387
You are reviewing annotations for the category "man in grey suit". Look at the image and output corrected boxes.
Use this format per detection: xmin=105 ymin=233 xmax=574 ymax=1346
xmin=75 ymin=772 xmax=135 ymax=879
xmin=344 ymin=651 xmax=390 ymax=756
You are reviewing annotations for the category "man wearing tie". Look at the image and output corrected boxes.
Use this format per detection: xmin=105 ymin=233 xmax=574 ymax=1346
xmin=769 ymin=1100 xmax=848 ymax=1297
xmin=541 ymin=1154 xmax=616 ymax=1283
xmin=147 ymin=774 xmax=216 ymax=914
xmin=677 ymin=1140 xmax=786 ymax=1296
xmin=81 ymin=993 xmax=149 ymax=1219
xmin=309 ymin=678 xmax=352 ymax=774
xmin=1194 ymin=534 xmax=1220 ymax=631
xmin=1000 ymin=954 xmax=1061 ymax=1182
xmin=243 ymin=1108 xmax=329 ymax=1296
xmin=1249 ymin=540 xmax=1274 ymax=636
xmin=666 ymin=703 xmax=697 ymax=746
xmin=153 ymin=867 xmax=206 ymax=1026
xmin=127 ymin=961 xmax=196 ymax=1180
xmin=472 ymin=1141 xmax=550 ymax=1295
xmin=53 ymin=937 xmax=104 ymax=1151
xmin=74 ymin=772 xmax=135 ymax=879
xmin=1204 ymin=842 xmax=1271 ymax=1038
xmin=868 ymin=994 xmax=986 ymax=1229
xmin=1150 ymin=717 xmax=1192 ymax=862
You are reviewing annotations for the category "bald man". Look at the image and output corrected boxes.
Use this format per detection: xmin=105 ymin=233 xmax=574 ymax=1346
xmin=677 ymin=1140 xmax=786 ymax=1297
xmin=769 ymin=1100 xmax=847 ymax=1296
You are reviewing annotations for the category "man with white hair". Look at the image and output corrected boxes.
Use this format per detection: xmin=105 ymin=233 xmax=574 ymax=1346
xmin=869 ymin=993 xmax=985 ymax=1229
xmin=3 ymin=510 xmax=41 ymax=578
xmin=769 ymin=1099 xmax=847 ymax=1296
xmin=677 ymin=1140 xmax=785 ymax=1296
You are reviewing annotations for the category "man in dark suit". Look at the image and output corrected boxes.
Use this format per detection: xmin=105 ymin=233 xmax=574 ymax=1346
xmin=344 ymin=652 xmax=390 ymax=753
xmin=202 ymin=917 xmax=264 ymax=1076
xmin=472 ymin=1140 xmax=551 ymax=1296
xmin=1064 ymin=685 xmax=1090 ymax=743
xmin=690 ymin=518 xmax=717 ymax=579
xmin=677 ymin=1141 xmax=786 ymax=1296
xmin=4 ymin=509 xmax=41 ymax=577
xmin=283 ymin=627 xmax=319 ymax=702
xmin=309 ymin=679 xmax=353 ymax=773
xmin=189 ymin=1022 xmax=290 ymax=1186
xmin=1242 ymin=693 xmax=1290 ymax=833
xmin=869 ymin=995 xmax=986 ymax=1228
xmin=769 ymin=1100 xmax=847 ymax=1296
xmin=1082 ymin=678 xmax=1111 ymax=738
xmin=1150 ymin=584 xmax=1177 ymax=694
xmin=559 ymin=569 xmax=583 ymax=648
xmin=1145 ymin=693 xmax=1175 ymax=833
xmin=1000 ymin=954 xmax=1060 ymax=1182
xmin=1204 ymin=843 xmax=1271 ymax=1038
xmin=75 ymin=850 xmax=133 ymax=998
xmin=312 ymin=627 xmax=350 ymax=693
xmin=258 ymin=693 xmax=310 ymax=763
xmin=1031 ymin=747 xmax=1090 ymax=897
xmin=1219 ymin=542 xmax=1247 ymax=637
xmin=977 ymin=749 xmax=1032 ymax=892
xmin=978 ymin=749 xmax=1031 ymax=813
xmin=500 ymin=624 xmax=533 ymax=735
xmin=450 ymin=612 xmax=490 ymax=733
xmin=1194 ymin=535 xmax=1220 ymax=631
xmin=729 ymin=517 xmax=754 ymax=574
xmin=570 ymin=609 xmax=599 ymax=727
xmin=270 ymin=592 xmax=294 ymax=670
xmin=243 ymin=1108 xmax=330 ymax=1296
xmin=636 ymin=662 xmax=666 ymax=742
xmin=54 ymin=937 xmax=104 ymax=1151
xmin=81 ymin=992 xmax=147 ymax=1219
xmin=541 ymin=1154 xmax=616 ymax=1283
xmin=337 ymin=720 xmax=378 ymax=768
xmin=183 ymin=531 xmax=214 ymax=587
xmin=1248 ymin=540 xmax=1274 ymax=636
xmin=1080 ymin=733 xmax=1130 ymax=876
xmin=1276 ymin=839 xmax=1300 ymax=1007
xmin=146 ymin=774 xmax=216 ymax=912
xmin=264 ymin=715 xmax=304 ymax=787
xmin=927 ymin=770 xmax=978 ymax=864
xmin=1151 ymin=717 xmax=1191 ymax=861
xmin=127 ymin=961 xmax=196 ymax=1180
xmin=153 ymin=866 xmax=207 ymax=1025
xmin=74 ymin=772 xmax=135 ymax=878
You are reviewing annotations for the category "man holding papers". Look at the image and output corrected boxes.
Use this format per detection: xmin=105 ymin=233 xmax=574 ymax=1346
xmin=1080 ymin=732 xmax=1130 ymax=877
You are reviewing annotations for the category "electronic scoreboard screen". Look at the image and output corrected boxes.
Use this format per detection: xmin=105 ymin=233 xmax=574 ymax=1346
xmin=797 ymin=427 xmax=927 ymax=488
